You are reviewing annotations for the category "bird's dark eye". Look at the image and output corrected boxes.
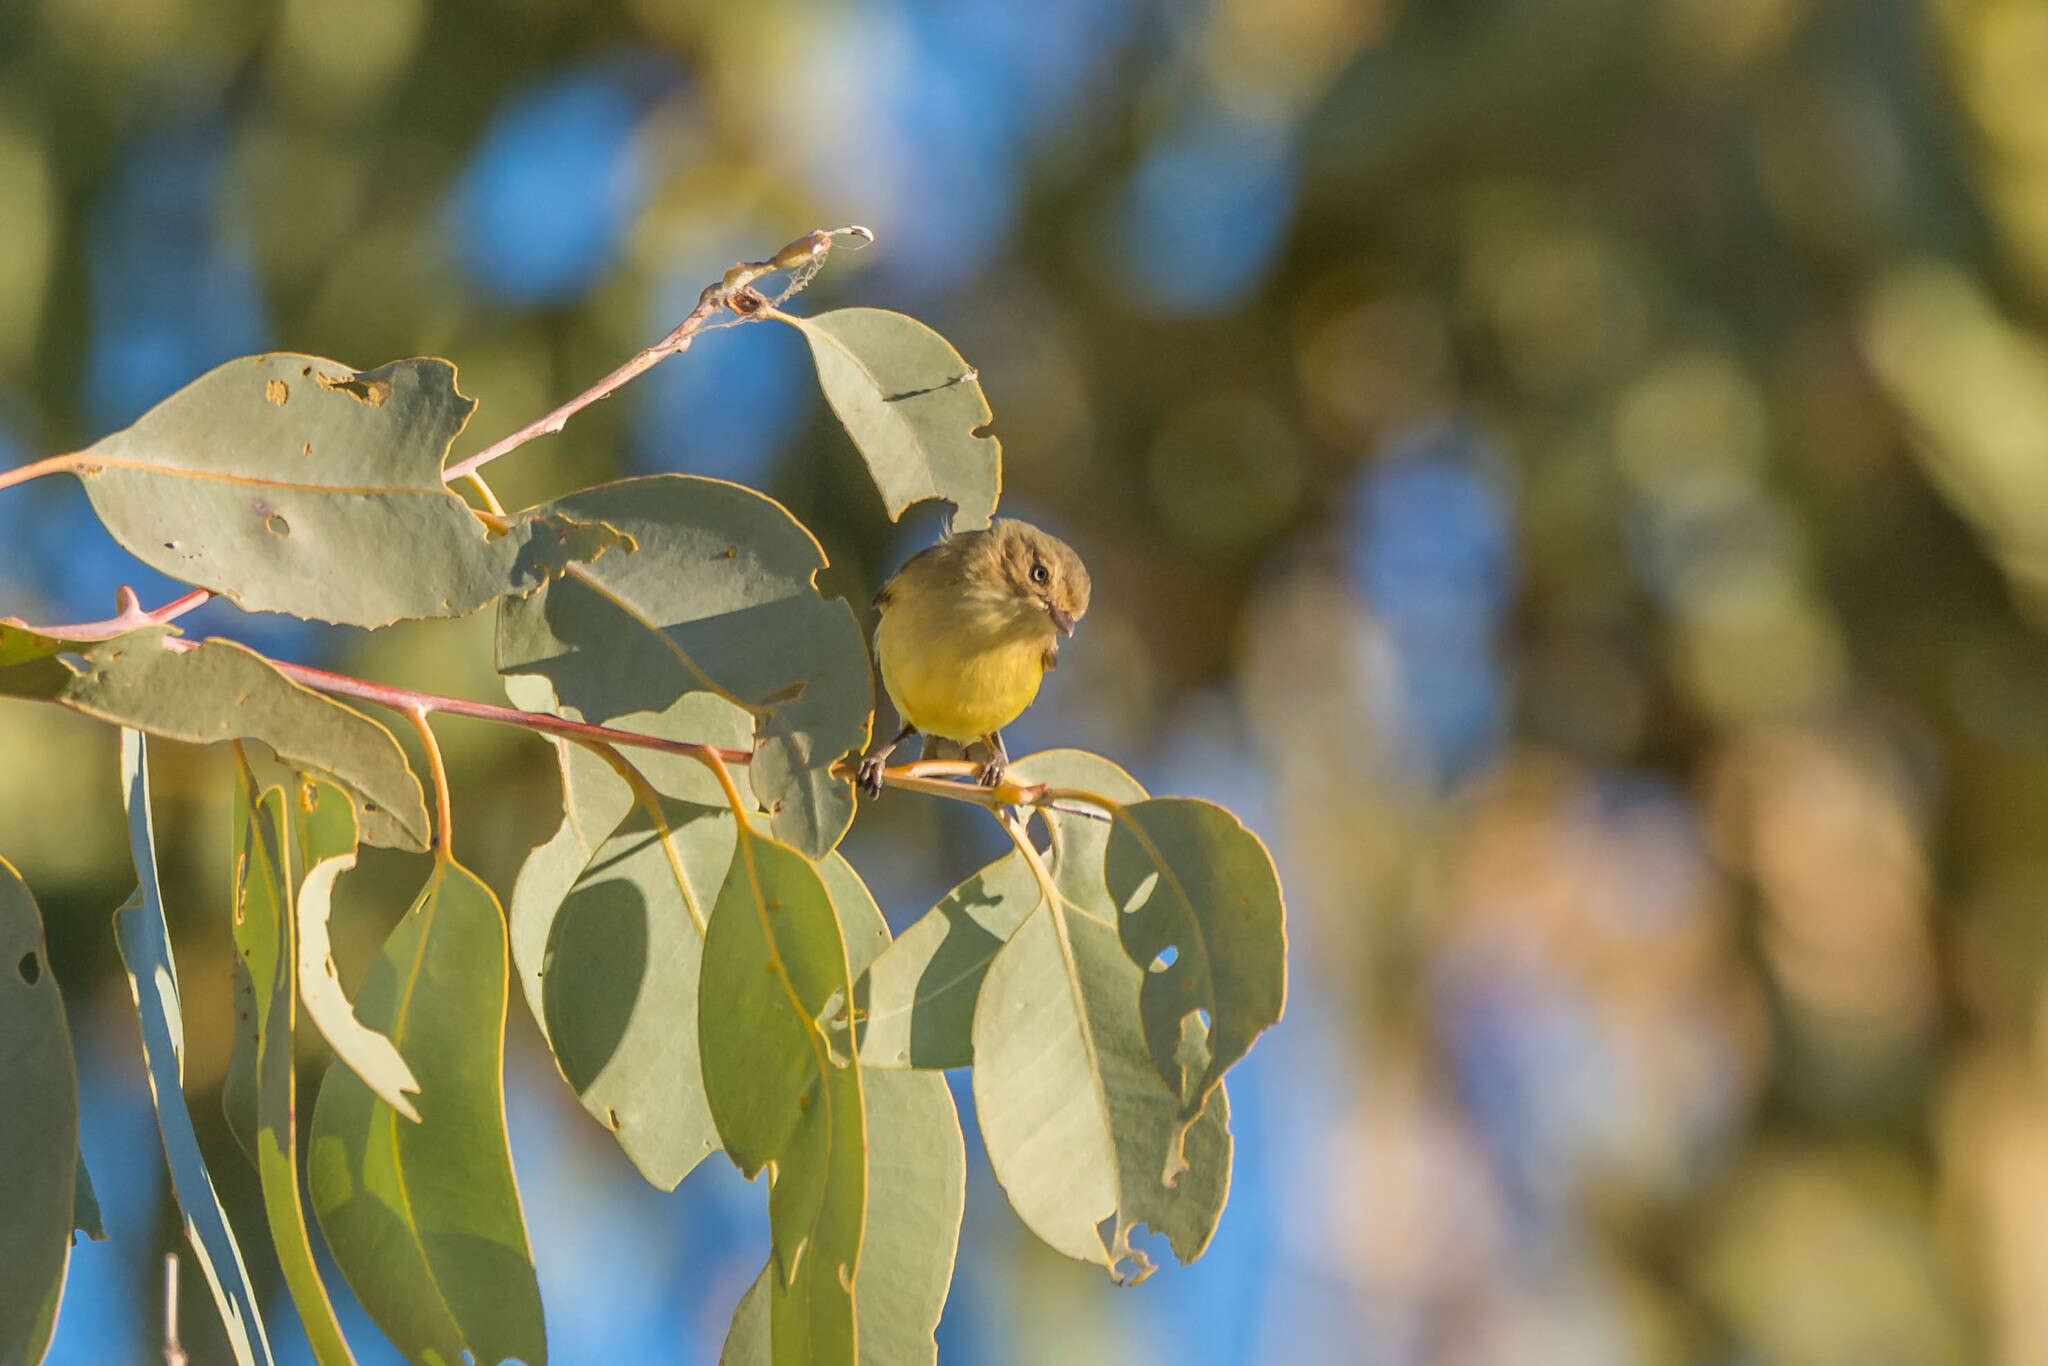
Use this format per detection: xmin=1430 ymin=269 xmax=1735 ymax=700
xmin=1030 ymin=563 xmax=1050 ymax=585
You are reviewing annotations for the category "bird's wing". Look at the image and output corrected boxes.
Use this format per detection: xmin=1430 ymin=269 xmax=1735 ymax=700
xmin=872 ymin=541 xmax=950 ymax=611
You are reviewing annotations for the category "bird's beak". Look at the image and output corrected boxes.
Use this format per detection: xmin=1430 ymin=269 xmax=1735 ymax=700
xmin=1049 ymin=606 xmax=1076 ymax=638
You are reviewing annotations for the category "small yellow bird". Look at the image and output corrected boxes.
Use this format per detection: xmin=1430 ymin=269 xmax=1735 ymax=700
xmin=857 ymin=518 xmax=1091 ymax=795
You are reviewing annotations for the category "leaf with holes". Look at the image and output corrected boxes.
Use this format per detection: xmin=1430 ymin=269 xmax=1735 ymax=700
xmin=947 ymin=755 xmax=1236 ymax=1282
xmin=858 ymin=750 xmax=1144 ymax=1069
xmin=287 ymin=772 xmax=418 ymax=1122
xmin=112 ymin=731 xmax=275 ymax=1366
xmin=72 ymin=354 xmax=631 ymax=627
xmin=297 ymin=852 xmax=420 ymax=1122
xmin=973 ymin=900 xmax=1235 ymax=1283
xmin=229 ymin=758 xmax=358 ymax=1366
xmin=785 ymin=308 xmax=1001 ymax=533
xmin=506 ymin=705 xmax=733 ymax=1190
xmin=496 ymin=475 xmax=870 ymax=858
xmin=308 ymin=858 xmax=545 ymax=1366
xmin=0 ymin=627 xmax=429 ymax=852
xmin=0 ymin=856 xmax=80 ymax=1366
xmin=1106 ymin=798 xmax=1286 ymax=1158
xmin=698 ymin=826 xmax=865 ymax=1363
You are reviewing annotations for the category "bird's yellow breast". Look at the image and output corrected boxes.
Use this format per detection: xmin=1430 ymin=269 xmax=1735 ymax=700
xmin=874 ymin=585 xmax=1051 ymax=743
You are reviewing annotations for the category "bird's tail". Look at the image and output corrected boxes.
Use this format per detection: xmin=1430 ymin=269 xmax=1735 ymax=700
xmin=919 ymin=735 xmax=996 ymax=767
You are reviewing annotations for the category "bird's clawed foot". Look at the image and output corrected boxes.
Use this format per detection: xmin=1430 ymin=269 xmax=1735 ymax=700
xmin=975 ymin=756 xmax=1007 ymax=789
xmin=856 ymin=755 xmax=887 ymax=798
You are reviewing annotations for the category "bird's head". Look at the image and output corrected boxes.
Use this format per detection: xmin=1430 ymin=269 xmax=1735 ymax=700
xmin=989 ymin=519 xmax=1091 ymax=638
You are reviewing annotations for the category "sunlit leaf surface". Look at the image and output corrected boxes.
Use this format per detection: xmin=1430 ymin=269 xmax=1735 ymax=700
xmin=111 ymin=731 xmax=273 ymax=1366
xmin=309 ymin=859 xmax=545 ymax=1366
xmin=76 ymin=354 xmax=629 ymax=627
xmin=788 ymin=308 xmax=1001 ymax=534
xmin=229 ymin=759 xmax=358 ymax=1365
xmin=0 ymin=628 xmax=428 ymax=852
xmin=497 ymin=474 xmax=870 ymax=857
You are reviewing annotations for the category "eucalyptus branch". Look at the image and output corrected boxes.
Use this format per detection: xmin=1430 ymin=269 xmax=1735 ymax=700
xmin=833 ymin=757 xmax=1118 ymax=822
xmin=19 ymin=586 xmax=214 ymax=641
xmin=145 ymin=633 xmax=753 ymax=766
xmin=441 ymin=224 xmax=873 ymax=486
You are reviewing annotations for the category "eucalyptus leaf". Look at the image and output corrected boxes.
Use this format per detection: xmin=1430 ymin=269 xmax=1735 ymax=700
xmin=721 ymin=863 xmax=968 ymax=1366
xmin=230 ymin=759 xmax=358 ymax=1366
xmin=936 ymin=757 xmax=1233 ymax=1282
xmin=309 ymin=858 xmax=546 ymax=1366
xmin=818 ymin=859 xmax=962 ymax=1366
xmin=846 ymin=1069 xmax=963 ymax=1366
xmin=223 ymin=952 xmax=260 ymax=1166
xmin=74 ymin=353 xmax=630 ymax=627
xmin=71 ymin=1159 xmax=105 ymax=1245
xmin=0 ymin=621 xmax=65 ymax=668
xmin=0 ymin=627 xmax=429 ymax=852
xmin=1106 ymin=798 xmax=1286 ymax=1156
xmin=858 ymin=751 xmax=1145 ymax=1070
xmin=497 ymin=475 xmax=870 ymax=858
xmin=111 ymin=731 xmax=274 ymax=1366
xmin=973 ymin=901 xmax=1233 ymax=1282
xmin=507 ymin=724 xmax=730 ymax=1190
xmin=858 ymin=855 xmax=1036 ymax=1070
xmin=698 ymin=826 xmax=864 ymax=1363
xmin=297 ymin=852 xmax=420 ymax=1122
xmin=0 ymin=856 xmax=79 ymax=1366
xmin=786 ymin=308 xmax=1001 ymax=533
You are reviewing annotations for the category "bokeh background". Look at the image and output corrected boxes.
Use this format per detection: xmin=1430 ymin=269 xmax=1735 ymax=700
xmin=4 ymin=0 xmax=2047 ymax=1360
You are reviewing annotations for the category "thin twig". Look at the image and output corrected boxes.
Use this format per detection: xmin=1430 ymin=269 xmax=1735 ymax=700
xmin=162 ymin=1254 xmax=187 ymax=1366
xmin=832 ymin=758 xmax=1119 ymax=821
xmin=440 ymin=225 xmax=872 ymax=486
xmin=16 ymin=586 xmax=213 ymax=641
xmin=147 ymin=633 xmax=752 ymax=765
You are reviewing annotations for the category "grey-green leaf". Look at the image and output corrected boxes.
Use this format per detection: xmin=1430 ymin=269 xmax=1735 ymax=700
xmin=507 ymin=728 xmax=730 ymax=1190
xmin=718 ymin=1069 xmax=964 ymax=1366
xmin=72 ymin=1158 xmax=106 ymax=1245
xmin=496 ymin=475 xmax=870 ymax=858
xmin=75 ymin=353 xmax=630 ymax=627
xmin=0 ymin=856 xmax=79 ymax=1366
xmin=112 ymin=731 xmax=274 ymax=1366
xmin=698 ymin=826 xmax=864 ymax=1363
xmin=308 ymin=859 xmax=546 ymax=1366
xmin=298 ymin=852 xmax=421 ymax=1122
xmin=232 ymin=762 xmax=358 ymax=1366
xmin=1107 ymin=798 xmax=1286 ymax=1150
xmin=859 ymin=854 xmax=1037 ymax=1070
xmin=972 ymin=901 xmax=1233 ymax=1282
xmin=0 ymin=628 xmax=429 ymax=852
xmin=858 ymin=750 xmax=1146 ymax=1070
xmin=849 ymin=1068 xmax=965 ymax=1365
xmin=787 ymin=308 xmax=1001 ymax=533
xmin=824 ymin=858 xmax=963 ymax=1366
